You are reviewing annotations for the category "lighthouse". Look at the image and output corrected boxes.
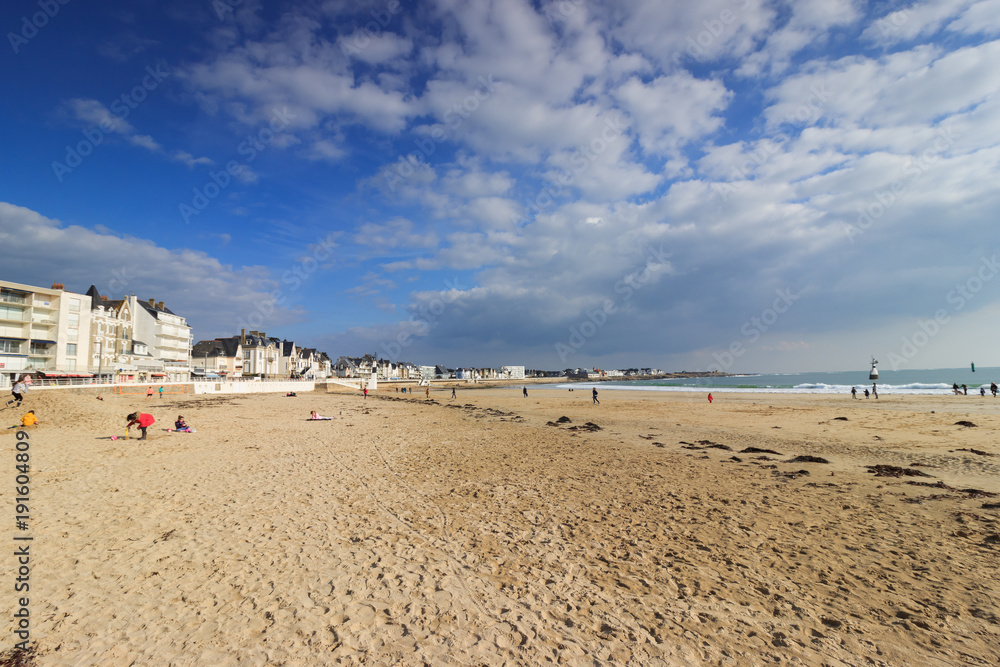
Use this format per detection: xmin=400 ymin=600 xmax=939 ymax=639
xmin=869 ymin=357 xmax=879 ymax=380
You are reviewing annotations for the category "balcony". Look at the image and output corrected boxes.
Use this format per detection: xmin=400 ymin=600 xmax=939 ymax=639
xmin=30 ymin=300 xmax=55 ymax=309
xmin=0 ymin=292 xmax=27 ymax=305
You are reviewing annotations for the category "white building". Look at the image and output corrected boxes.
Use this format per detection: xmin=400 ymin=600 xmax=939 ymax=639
xmin=239 ymin=330 xmax=280 ymax=377
xmin=0 ymin=280 xmax=93 ymax=381
xmin=131 ymin=296 xmax=193 ymax=382
xmin=501 ymin=365 xmax=525 ymax=380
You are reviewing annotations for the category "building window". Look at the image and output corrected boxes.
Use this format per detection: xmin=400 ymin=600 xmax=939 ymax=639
xmin=68 ymin=313 xmax=80 ymax=327
xmin=69 ymin=298 xmax=80 ymax=312
xmin=66 ymin=359 xmax=76 ymax=371
xmin=0 ymin=339 xmax=20 ymax=354
xmin=0 ymin=305 xmax=25 ymax=321
xmin=66 ymin=343 xmax=77 ymax=356
xmin=67 ymin=328 xmax=78 ymax=341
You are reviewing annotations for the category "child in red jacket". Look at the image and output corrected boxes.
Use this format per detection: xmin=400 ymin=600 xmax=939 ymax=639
xmin=126 ymin=412 xmax=155 ymax=440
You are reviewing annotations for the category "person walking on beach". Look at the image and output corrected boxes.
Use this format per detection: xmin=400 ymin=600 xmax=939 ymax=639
xmin=851 ymin=386 xmax=857 ymax=399
xmin=158 ymin=386 xmax=164 ymax=400
xmin=592 ymin=387 xmax=599 ymax=405
xmin=962 ymin=384 xmax=968 ymax=395
xmin=146 ymin=386 xmax=153 ymax=399
xmin=8 ymin=379 xmax=26 ymax=407
xmin=126 ymin=412 xmax=155 ymax=440
xmin=425 ymin=386 xmax=430 ymax=400
xmin=522 ymin=386 xmax=528 ymax=398
xmin=363 ymin=386 xmax=368 ymax=400
xmin=980 ymin=387 xmax=986 ymax=397
xmin=872 ymin=383 xmax=878 ymax=399
xmin=991 ymin=382 xmax=997 ymax=397
xmin=451 ymin=387 xmax=456 ymax=399
xmin=708 ymin=393 xmax=713 ymax=403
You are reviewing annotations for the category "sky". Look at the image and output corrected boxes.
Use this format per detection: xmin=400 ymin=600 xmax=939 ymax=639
xmin=1 ymin=0 xmax=999 ymax=373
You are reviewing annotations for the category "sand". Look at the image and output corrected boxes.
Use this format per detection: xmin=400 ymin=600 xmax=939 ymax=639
xmin=2 ymin=385 xmax=999 ymax=665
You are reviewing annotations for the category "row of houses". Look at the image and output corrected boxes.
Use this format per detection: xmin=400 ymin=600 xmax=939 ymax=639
xmin=192 ymin=330 xmax=332 ymax=380
xmin=567 ymin=367 xmax=663 ymax=379
xmin=1 ymin=279 xmax=529 ymax=385
xmin=330 ymin=356 xmax=526 ymax=382
xmin=0 ymin=280 xmax=336 ymax=384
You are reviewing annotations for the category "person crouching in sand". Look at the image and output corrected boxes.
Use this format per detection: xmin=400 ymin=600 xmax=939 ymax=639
xmin=20 ymin=410 xmax=39 ymax=427
xmin=126 ymin=412 xmax=155 ymax=440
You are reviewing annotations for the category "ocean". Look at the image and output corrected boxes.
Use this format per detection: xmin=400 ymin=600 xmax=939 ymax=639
xmin=556 ymin=366 xmax=998 ymax=395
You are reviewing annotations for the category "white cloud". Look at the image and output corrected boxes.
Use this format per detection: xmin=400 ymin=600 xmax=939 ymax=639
xmin=354 ymin=217 xmax=439 ymax=252
xmin=129 ymin=134 xmax=161 ymax=151
xmin=173 ymin=150 xmax=214 ymax=167
xmin=861 ymin=0 xmax=979 ymax=46
xmin=338 ymin=32 xmax=413 ymax=64
xmin=307 ymin=139 xmax=347 ymax=162
xmin=615 ymin=73 xmax=731 ymax=156
xmin=67 ymin=98 xmax=134 ymax=134
xmin=0 ymin=202 xmax=299 ymax=338
xmin=948 ymin=0 xmax=1000 ymax=35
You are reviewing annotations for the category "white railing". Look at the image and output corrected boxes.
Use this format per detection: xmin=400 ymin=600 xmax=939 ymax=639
xmin=192 ymin=379 xmax=314 ymax=394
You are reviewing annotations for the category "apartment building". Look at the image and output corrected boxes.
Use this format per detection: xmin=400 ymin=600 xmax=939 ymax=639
xmin=130 ymin=296 xmax=193 ymax=382
xmin=0 ymin=280 xmax=93 ymax=380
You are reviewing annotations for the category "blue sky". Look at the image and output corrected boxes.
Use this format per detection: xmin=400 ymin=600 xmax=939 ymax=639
xmin=2 ymin=0 xmax=999 ymax=373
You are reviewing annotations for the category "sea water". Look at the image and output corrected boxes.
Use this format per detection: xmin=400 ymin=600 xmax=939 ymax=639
xmin=557 ymin=367 xmax=999 ymax=395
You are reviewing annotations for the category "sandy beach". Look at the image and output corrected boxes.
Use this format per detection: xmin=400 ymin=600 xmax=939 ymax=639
xmin=2 ymin=385 xmax=999 ymax=665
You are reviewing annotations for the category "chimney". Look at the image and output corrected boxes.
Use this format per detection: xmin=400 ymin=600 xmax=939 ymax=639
xmin=51 ymin=282 xmax=64 ymax=290
xmin=156 ymin=301 xmax=164 ymax=310
xmin=148 ymin=298 xmax=155 ymax=307
xmin=240 ymin=329 xmax=246 ymax=345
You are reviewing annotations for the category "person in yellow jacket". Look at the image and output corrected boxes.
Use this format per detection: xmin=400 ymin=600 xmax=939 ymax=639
xmin=21 ymin=410 xmax=38 ymax=427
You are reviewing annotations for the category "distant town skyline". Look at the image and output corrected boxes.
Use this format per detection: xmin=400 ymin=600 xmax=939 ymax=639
xmin=2 ymin=0 xmax=999 ymax=373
